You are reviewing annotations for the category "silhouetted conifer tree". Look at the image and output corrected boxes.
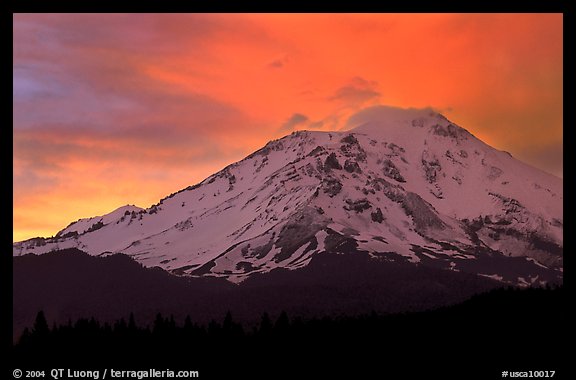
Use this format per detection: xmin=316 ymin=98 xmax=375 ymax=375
xmin=32 ymin=311 xmax=50 ymax=338
xmin=168 ymin=315 xmax=176 ymax=330
xmin=153 ymin=313 xmax=165 ymax=335
xmin=259 ymin=312 xmax=272 ymax=336
xmin=184 ymin=315 xmax=193 ymax=330
xmin=274 ymin=311 xmax=290 ymax=334
xmin=128 ymin=313 xmax=137 ymax=331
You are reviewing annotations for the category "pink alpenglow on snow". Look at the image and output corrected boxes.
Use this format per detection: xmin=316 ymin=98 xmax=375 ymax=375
xmin=14 ymin=107 xmax=563 ymax=286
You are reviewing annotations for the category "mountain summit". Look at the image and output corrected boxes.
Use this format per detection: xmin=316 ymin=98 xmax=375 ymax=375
xmin=14 ymin=106 xmax=563 ymax=285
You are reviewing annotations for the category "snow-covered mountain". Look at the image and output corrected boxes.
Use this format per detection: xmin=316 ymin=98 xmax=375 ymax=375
xmin=14 ymin=106 xmax=563 ymax=285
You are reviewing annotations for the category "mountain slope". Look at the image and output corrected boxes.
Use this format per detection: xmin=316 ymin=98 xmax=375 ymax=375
xmin=13 ymin=106 xmax=563 ymax=285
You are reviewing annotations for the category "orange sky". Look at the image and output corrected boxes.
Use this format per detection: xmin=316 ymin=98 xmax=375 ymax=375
xmin=13 ymin=13 xmax=563 ymax=242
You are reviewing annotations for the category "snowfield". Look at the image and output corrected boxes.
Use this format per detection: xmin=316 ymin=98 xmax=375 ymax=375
xmin=14 ymin=106 xmax=563 ymax=285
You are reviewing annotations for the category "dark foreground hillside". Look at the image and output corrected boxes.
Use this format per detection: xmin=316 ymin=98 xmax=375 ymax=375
xmin=13 ymin=286 xmax=565 ymax=379
xmin=14 ymin=248 xmax=500 ymax=341
xmin=13 ymin=249 xmax=566 ymax=378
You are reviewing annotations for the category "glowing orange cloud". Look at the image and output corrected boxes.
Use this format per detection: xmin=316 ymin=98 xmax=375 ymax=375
xmin=13 ymin=13 xmax=562 ymax=241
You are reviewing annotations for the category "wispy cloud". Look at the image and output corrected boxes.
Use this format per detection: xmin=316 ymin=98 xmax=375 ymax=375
xmin=329 ymin=77 xmax=381 ymax=107
xmin=279 ymin=113 xmax=309 ymax=132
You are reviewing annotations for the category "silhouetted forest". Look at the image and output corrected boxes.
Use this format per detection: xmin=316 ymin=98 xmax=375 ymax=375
xmin=13 ymin=286 xmax=565 ymax=379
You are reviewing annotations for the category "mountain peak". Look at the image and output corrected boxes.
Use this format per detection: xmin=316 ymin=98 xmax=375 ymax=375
xmin=345 ymin=105 xmax=468 ymax=146
xmin=349 ymin=105 xmax=442 ymax=125
xmin=14 ymin=105 xmax=562 ymax=286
